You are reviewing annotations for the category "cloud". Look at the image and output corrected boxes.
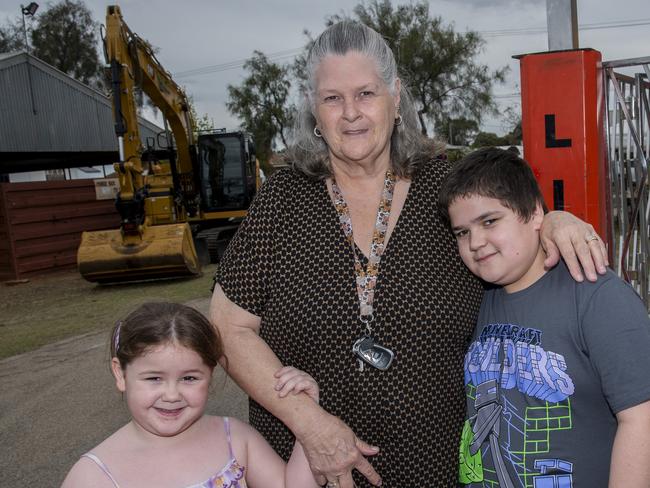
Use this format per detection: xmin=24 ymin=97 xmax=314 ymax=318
xmin=439 ymin=0 xmax=539 ymax=7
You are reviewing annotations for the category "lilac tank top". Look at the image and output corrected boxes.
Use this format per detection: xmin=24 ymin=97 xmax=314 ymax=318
xmin=82 ymin=417 xmax=247 ymax=488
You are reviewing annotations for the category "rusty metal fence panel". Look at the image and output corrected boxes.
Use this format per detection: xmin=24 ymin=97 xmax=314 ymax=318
xmin=602 ymin=56 xmax=650 ymax=310
xmin=0 ymin=179 xmax=119 ymax=280
xmin=0 ymin=181 xmax=16 ymax=281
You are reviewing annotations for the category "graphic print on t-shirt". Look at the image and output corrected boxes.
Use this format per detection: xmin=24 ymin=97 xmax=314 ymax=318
xmin=460 ymin=322 xmax=576 ymax=488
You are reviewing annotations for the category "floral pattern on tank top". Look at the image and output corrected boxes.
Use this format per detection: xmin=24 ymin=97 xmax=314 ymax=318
xmin=194 ymin=458 xmax=246 ymax=488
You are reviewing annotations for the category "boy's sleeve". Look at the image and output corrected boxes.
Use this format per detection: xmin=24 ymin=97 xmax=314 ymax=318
xmin=579 ymin=276 xmax=650 ymax=414
xmin=212 ymin=173 xmax=281 ymax=318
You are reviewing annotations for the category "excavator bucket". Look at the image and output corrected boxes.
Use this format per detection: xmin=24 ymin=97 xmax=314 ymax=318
xmin=77 ymin=223 xmax=201 ymax=284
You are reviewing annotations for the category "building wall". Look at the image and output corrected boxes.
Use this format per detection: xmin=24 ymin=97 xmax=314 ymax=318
xmin=8 ymin=166 xmax=113 ymax=183
xmin=0 ymin=56 xmax=116 ymax=152
xmin=0 ymin=53 xmax=165 ymax=156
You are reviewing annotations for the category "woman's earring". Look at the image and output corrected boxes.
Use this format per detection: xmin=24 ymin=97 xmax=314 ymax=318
xmin=313 ymin=126 xmax=323 ymax=138
xmin=394 ymin=115 xmax=403 ymax=127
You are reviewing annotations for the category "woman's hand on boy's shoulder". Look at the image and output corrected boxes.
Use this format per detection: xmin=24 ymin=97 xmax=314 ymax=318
xmin=540 ymin=210 xmax=608 ymax=282
xmin=274 ymin=366 xmax=320 ymax=404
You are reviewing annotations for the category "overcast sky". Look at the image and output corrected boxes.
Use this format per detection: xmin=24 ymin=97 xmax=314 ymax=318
xmin=1 ymin=0 xmax=649 ymax=135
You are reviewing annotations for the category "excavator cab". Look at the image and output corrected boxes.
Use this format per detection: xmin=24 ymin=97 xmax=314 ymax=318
xmin=197 ymin=131 xmax=256 ymax=212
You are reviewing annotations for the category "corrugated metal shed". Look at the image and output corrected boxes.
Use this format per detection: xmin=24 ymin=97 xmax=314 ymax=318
xmin=0 ymin=52 xmax=164 ymax=170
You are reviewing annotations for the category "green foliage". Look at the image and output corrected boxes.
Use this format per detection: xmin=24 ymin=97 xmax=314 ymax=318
xmin=437 ymin=117 xmax=479 ymax=146
xmin=502 ymin=105 xmax=522 ymax=145
xmin=471 ymin=131 xmax=510 ymax=148
xmin=471 ymin=120 xmax=522 ymax=148
xmin=187 ymin=94 xmax=215 ymax=139
xmin=0 ymin=18 xmax=28 ymax=52
xmin=507 ymin=121 xmax=522 ymax=145
xmin=194 ymin=112 xmax=215 ymax=133
xmin=227 ymin=51 xmax=293 ymax=165
xmin=445 ymin=147 xmax=471 ymax=163
xmin=30 ymin=0 xmax=102 ymax=87
xmin=329 ymin=0 xmax=508 ymax=136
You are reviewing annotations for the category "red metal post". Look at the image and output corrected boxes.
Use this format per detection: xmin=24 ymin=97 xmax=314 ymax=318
xmin=517 ymin=49 xmax=610 ymax=246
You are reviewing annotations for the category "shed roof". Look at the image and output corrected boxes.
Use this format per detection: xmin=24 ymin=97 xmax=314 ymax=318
xmin=0 ymin=52 xmax=165 ymax=172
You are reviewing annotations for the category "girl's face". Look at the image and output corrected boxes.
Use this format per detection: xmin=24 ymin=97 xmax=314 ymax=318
xmin=112 ymin=342 xmax=213 ymax=438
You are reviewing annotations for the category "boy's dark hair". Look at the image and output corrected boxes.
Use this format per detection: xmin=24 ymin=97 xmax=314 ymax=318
xmin=438 ymin=147 xmax=547 ymax=224
xmin=111 ymin=302 xmax=223 ymax=370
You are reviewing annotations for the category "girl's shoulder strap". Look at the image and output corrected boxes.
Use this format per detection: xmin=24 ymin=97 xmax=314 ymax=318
xmin=222 ymin=416 xmax=235 ymax=459
xmin=80 ymin=452 xmax=120 ymax=488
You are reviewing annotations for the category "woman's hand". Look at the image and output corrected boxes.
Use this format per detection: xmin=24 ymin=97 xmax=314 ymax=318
xmin=274 ymin=366 xmax=320 ymax=404
xmin=296 ymin=411 xmax=382 ymax=488
xmin=540 ymin=211 xmax=608 ymax=281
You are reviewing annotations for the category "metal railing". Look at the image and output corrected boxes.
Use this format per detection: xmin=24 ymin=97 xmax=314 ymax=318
xmin=602 ymin=56 xmax=650 ymax=311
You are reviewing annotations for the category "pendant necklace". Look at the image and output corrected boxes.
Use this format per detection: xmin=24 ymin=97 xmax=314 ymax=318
xmin=332 ymin=169 xmax=396 ymax=372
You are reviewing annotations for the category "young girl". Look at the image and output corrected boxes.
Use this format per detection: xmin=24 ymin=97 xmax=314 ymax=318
xmin=62 ymin=302 xmax=320 ymax=488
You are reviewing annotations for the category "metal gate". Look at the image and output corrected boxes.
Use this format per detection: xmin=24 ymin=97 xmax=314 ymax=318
xmin=602 ymin=56 xmax=650 ymax=310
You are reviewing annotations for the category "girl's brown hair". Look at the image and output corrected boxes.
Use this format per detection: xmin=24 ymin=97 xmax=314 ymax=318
xmin=111 ymin=302 xmax=223 ymax=370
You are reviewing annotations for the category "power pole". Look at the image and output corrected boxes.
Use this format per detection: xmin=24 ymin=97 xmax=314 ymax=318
xmin=546 ymin=0 xmax=579 ymax=50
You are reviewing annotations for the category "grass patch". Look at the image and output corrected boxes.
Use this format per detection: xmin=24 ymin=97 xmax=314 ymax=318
xmin=0 ymin=265 xmax=217 ymax=360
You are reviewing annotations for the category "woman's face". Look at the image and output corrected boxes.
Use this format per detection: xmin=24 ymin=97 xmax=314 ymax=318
xmin=313 ymin=51 xmax=400 ymax=170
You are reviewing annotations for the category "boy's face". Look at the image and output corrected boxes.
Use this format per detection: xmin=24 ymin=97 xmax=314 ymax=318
xmin=448 ymin=194 xmax=546 ymax=293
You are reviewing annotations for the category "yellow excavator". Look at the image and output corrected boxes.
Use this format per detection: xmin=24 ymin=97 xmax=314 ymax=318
xmin=77 ymin=5 xmax=259 ymax=283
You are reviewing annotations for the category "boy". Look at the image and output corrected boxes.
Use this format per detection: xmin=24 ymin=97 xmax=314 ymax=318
xmin=438 ymin=147 xmax=650 ymax=487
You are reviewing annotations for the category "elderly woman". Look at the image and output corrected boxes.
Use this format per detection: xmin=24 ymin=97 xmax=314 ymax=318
xmin=210 ymin=21 xmax=607 ymax=488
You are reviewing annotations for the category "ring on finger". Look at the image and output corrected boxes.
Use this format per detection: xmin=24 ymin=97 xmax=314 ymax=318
xmin=585 ymin=233 xmax=599 ymax=243
xmin=326 ymin=481 xmax=339 ymax=488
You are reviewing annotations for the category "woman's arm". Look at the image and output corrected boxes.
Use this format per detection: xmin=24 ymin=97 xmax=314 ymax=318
xmin=209 ymin=285 xmax=381 ymax=488
xmin=609 ymin=400 xmax=650 ymax=487
xmin=540 ymin=211 xmax=609 ymax=281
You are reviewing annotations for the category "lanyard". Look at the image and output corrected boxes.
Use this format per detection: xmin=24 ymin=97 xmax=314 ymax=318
xmin=331 ymin=170 xmax=396 ymax=335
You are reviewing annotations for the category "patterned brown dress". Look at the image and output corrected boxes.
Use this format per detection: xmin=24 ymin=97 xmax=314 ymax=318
xmin=214 ymin=160 xmax=483 ymax=487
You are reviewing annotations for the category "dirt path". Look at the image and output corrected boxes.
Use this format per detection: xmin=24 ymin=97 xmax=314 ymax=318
xmin=0 ymin=298 xmax=248 ymax=487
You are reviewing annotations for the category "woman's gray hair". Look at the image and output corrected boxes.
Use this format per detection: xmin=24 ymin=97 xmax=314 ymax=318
xmin=288 ymin=20 xmax=440 ymax=179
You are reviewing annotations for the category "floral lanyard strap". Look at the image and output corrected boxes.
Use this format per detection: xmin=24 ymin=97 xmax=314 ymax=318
xmin=331 ymin=170 xmax=396 ymax=371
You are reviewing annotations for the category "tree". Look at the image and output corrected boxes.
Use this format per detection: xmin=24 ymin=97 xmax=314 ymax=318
xmin=502 ymin=106 xmax=522 ymax=145
xmin=0 ymin=18 xmax=28 ymax=52
xmin=437 ymin=117 xmax=479 ymax=146
xmin=30 ymin=0 xmax=102 ymax=87
xmin=471 ymin=131 xmax=510 ymax=148
xmin=227 ymin=51 xmax=293 ymax=165
xmin=188 ymin=95 xmax=215 ymax=139
xmin=505 ymin=120 xmax=522 ymax=145
xmin=326 ymin=0 xmax=507 ymax=136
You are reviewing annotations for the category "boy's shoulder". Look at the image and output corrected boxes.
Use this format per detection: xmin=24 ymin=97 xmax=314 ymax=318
xmin=541 ymin=261 xmax=649 ymax=336
xmin=483 ymin=260 xmax=645 ymax=316
xmin=562 ymin=261 xmax=646 ymax=309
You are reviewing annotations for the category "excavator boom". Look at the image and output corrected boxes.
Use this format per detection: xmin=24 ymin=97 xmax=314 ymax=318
xmin=78 ymin=5 xmax=207 ymax=283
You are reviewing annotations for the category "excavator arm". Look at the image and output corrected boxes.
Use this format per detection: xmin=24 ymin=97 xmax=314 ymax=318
xmin=105 ymin=4 xmax=200 ymax=228
xmin=77 ymin=5 xmax=201 ymax=283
